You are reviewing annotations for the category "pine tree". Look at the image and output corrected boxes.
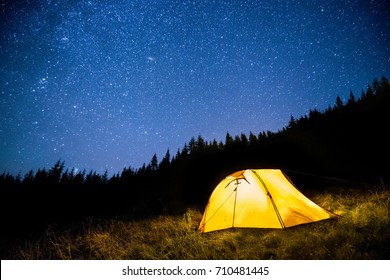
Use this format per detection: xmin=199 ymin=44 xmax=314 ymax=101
xmin=288 ymin=115 xmax=296 ymax=128
xmin=102 ymin=170 xmax=109 ymax=185
xmin=249 ymin=131 xmax=258 ymax=145
xmin=240 ymin=133 xmax=248 ymax=146
xmin=196 ymin=135 xmax=205 ymax=150
xmin=372 ymin=77 xmax=380 ymax=94
xmin=366 ymin=85 xmax=374 ymax=98
xmin=347 ymin=90 xmax=356 ymax=105
xmin=335 ymin=95 xmax=343 ymax=109
xmin=225 ymin=132 xmax=233 ymax=147
xmin=150 ymin=153 xmax=158 ymax=171
xmin=380 ymin=75 xmax=389 ymax=87
xmin=188 ymin=137 xmax=196 ymax=153
xmin=23 ymin=170 xmax=34 ymax=186
xmin=49 ymin=160 xmax=65 ymax=184
xmin=159 ymin=149 xmax=171 ymax=169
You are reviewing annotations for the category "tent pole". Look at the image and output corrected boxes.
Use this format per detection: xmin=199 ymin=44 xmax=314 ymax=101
xmin=232 ymin=179 xmax=240 ymax=228
xmin=252 ymin=170 xmax=286 ymax=228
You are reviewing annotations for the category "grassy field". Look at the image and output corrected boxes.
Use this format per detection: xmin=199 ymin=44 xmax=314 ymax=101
xmin=3 ymin=185 xmax=389 ymax=260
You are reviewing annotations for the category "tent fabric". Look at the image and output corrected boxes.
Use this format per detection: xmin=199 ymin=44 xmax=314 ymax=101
xmin=198 ymin=169 xmax=337 ymax=233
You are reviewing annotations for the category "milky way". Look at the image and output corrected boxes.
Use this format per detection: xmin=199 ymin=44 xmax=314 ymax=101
xmin=1 ymin=0 xmax=389 ymax=176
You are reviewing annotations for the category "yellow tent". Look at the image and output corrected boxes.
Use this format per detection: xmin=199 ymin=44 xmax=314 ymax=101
xmin=199 ymin=169 xmax=337 ymax=233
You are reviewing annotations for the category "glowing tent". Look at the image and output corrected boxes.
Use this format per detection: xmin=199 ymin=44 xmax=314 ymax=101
xmin=199 ymin=169 xmax=337 ymax=233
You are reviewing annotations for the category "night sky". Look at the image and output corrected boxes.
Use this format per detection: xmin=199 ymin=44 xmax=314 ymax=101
xmin=1 ymin=0 xmax=389 ymax=176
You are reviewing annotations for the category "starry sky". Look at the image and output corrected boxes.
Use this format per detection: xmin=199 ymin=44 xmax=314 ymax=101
xmin=1 ymin=0 xmax=389 ymax=176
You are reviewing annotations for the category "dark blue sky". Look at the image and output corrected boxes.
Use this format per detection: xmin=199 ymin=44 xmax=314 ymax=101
xmin=1 ymin=0 xmax=389 ymax=176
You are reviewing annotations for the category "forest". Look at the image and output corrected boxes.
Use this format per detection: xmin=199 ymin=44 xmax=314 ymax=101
xmin=1 ymin=76 xmax=389 ymax=239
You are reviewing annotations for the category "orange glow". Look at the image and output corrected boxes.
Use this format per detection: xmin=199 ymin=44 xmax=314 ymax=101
xmin=199 ymin=169 xmax=337 ymax=233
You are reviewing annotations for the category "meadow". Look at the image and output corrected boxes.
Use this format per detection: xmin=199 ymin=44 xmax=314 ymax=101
xmin=4 ymin=184 xmax=389 ymax=260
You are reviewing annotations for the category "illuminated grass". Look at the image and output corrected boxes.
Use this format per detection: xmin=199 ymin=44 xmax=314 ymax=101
xmin=9 ymin=186 xmax=390 ymax=259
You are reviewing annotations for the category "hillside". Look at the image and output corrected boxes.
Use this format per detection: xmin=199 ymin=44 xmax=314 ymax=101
xmin=1 ymin=185 xmax=389 ymax=259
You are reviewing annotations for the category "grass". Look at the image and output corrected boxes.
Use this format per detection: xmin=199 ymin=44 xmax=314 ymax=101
xmin=3 ymin=185 xmax=389 ymax=259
